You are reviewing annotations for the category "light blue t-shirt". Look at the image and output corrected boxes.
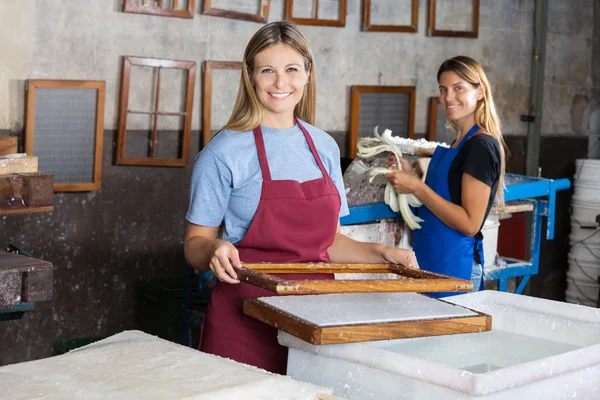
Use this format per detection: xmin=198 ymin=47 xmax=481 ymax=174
xmin=186 ymin=120 xmax=350 ymax=244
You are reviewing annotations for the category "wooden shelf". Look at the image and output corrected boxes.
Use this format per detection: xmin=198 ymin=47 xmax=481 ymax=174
xmin=490 ymin=201 xmax=534 ymax=215
xmin=0 ymin=206 xmax=53 ymax=216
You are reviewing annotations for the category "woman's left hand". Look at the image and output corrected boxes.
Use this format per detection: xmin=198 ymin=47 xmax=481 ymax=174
xmin=385 ymin=169 xmax=421 ymax=195
xmin=380 ymin=245 xmax=419 ymax=269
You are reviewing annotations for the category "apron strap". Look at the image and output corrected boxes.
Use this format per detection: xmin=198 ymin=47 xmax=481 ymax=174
xmin=252 ymin=126 xmax=272 ymax=181
xmin=296 ymin=118 xmax=329 ymax=178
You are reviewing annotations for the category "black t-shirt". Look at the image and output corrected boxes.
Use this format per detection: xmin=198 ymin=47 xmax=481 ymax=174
xmin=447 ymin=134 xmax=501 ymax=238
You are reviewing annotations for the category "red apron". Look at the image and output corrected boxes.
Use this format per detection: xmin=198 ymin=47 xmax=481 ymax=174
xmin=199 ymin=120 xmax=341 ymax=374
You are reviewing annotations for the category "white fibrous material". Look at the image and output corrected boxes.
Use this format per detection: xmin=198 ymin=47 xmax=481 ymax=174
xmin=356 ymin=126 xmax=425 ymax=230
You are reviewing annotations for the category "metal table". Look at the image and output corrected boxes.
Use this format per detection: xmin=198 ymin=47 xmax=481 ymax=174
xmin=340 ymin=174 xmax=571 ymax=294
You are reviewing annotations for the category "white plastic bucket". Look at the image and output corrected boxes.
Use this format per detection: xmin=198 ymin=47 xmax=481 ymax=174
xmin=571 ymin=197 xmax=600 ymax=226
xmin=573 ymin=180 xmax=600 ymax=201
xmin=575 ymin=159 xmax=600 ymax=181
xmin=564 ymin=292 xmax=597 ymax=307
xmin=566 ymin=271 xmax=599 ymax=302
xmin=567 ymin=257 xmax=600 ymax=282
xmin=482 ymin=214 xmax=500 ymax=267
xmin=569 ymin=223 xmax=600 ymax=245
xmin=568 ymin=243 xmax=600 ymax=264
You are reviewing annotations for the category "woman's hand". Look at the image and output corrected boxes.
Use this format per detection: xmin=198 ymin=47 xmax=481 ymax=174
xmin=209 ymin=240 xmax=242 ymax=284
xmin=387 ymin=154 xmax=417 ymax=177
xmin=385 ymin=169 xmax=422 ymax=194
xmin=379 ymin=245 xmax=419 ymax=269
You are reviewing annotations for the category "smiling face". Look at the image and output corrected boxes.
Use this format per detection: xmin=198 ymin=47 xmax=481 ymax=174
xmin=438 ymin=70 xmax=483 ymax=126
xmin=251 ymin=42 xmax=310 ymax=127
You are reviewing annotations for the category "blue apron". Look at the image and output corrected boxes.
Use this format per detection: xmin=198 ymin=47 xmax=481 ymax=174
xmin=413 ymin=124 xmax=484 ymax=298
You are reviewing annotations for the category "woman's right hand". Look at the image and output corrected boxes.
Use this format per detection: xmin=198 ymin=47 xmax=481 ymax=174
xmin=209 ymin=240 xmax=241 ymax=284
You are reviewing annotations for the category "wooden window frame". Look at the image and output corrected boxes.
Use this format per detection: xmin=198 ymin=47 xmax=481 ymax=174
xmin=25 ymin=80 xmax=105 ymax=192
xmin=201 ymin=61 xmax=243 ymax=148
xmin=348 ymin=85 xmax=416 ymax=158
xmin=123 ymin=0 xmax=196 ymax=19
xmin=202 ymin=0 xmax=270 ymax=23
xmin=363 ymin=0 xmax=418 ymax=32
xmin=426 ymin=96 xmax=441 ymax=142
xmin=285 ymin=0 xmax=347 ymax=27
xmin=428 ymin=0 xmax=479 ymax=38
xmin=244 ymin=295 xmax=491 ymax=345
xmin=117 ymin=56 xmax=196 ymax=167
xmin=237 ymin=263 xmax=472 ymax=295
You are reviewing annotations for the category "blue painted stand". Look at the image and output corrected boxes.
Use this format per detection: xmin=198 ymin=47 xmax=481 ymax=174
xmin=340 ymin=174 xmax=571 ymax=294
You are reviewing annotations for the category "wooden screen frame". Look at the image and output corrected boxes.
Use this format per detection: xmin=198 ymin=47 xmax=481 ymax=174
xmin=202 ymin=61 xmax=243 ymax=148
xmin=25 ymin=80 xmax=105 ymax=192
xmin=285 ymin=0 xmax=347 ymax=27
xmin=428 ymin=0 xmax=479 ymax=38
xmin=202 ymin=0 xmax=270 ymax=23
xmin=426 ymin=96 xmax=441 ymax=142
xmin=244 ymin=295 xmax=491 ymax=345
xmin=117 ymin=56 xmax=196 ymax=167
xmin=363 ymin=0 xmax=418 ymax=32
xmin=237 ymin=263 xmax=472 ymax=295
xmin=123 ymin=0 xmax=195 ymax=19
xmin=348 ymin=85 xmax=416 ymax=158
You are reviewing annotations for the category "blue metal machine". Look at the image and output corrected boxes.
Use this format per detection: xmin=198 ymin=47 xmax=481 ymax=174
xmin=340 ymin=174 xmax=571 ymax=294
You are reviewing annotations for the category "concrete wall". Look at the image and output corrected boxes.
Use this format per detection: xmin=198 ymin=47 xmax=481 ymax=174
xmin=0 ymin=0 xmax=592 ymax=137
xmin=0 ymin=0 xmax=596 ymax=365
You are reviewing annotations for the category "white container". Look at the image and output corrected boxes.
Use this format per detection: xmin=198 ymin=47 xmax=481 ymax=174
xmin=282 ymin=291 xmax=600 ymax=399
xmin=575 ymin=159 xmax=600 ymax=181
xmin=568 ymin=243 xmax=600 ymax=264
xmin=574 ymin=180 xmax=600 ymax=201
xmin=482 ymin=214 xmax=500 ymax=267
xmin=567 ymin=257 xmax=600 ymax=282
xmin=566 ymin=271 xmax=599 ymax=299
xmin=571 ymin=197 xmax=600 ymax=226
xmin=569 ymin=223 xmax=600 ymax=245
xmin=565 ymin=292 xmax=597 ymax=308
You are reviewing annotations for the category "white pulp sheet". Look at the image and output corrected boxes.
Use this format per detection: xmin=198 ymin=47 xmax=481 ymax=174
xmin=0 ymin=331 xmax=332 ymax=400
xmin=259 ymin=292 xmax=477 ymax=327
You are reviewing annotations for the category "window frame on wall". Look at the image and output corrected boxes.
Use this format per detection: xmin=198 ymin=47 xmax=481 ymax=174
xmin=428 ymin=0 xmax=479 ymax=38
xmin=285 ymin=0 xmax=347 ymax=27
xmin=348 ymin=85 xmax=416 ymax=158
xmin=201 ymin=60 xmax=243 ymax=148
xmin=116 ymin=56 xmax=196 ymax=167
xmin=362 ymin=0 xmax=419 ymax=32
xmin=123 ymin=0 xmax=196 ymax=19
xmin=202 ymin=0 xmax=270 ymax=23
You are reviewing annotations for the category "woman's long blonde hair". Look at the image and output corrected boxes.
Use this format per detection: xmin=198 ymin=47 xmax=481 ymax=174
xmin=437 ymin=56 xmax=508 ymax=202
xmin=223 ymin=21 xmax=316 ymax=132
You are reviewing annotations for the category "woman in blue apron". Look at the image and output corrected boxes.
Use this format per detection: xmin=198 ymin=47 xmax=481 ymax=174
xmin=385 ymin=56 xmax=507 ymax=297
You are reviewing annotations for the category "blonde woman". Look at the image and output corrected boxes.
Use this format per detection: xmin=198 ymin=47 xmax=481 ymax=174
xmin=386 ymin=56 xmax=506 ymax=297
xmin=184 ymin=21 xmax=418 ymax=374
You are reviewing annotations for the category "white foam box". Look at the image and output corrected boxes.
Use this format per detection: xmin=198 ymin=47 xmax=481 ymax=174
xmin=281 ymin=291 xmax=600 ymax=399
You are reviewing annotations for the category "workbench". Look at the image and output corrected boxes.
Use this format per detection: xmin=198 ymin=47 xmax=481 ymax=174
xmin=0 ymin=330 xmax=334 ymax=399
xmin=0 ymin=252 xmax=54 ymax=320
xmin=340 ymin=174 xmax=571 ymax=294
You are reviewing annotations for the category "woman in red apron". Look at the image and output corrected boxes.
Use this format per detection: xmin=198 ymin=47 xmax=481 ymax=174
xmin=385 ymin=56 xmax=506 ymax=296
xmin=184 ymin=21 xmax=419 ymax=375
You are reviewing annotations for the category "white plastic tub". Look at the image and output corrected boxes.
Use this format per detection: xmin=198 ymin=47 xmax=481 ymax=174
xmin=282 ymin=291 xmax=600 ymax=399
